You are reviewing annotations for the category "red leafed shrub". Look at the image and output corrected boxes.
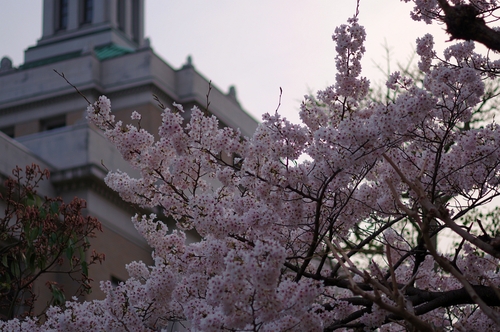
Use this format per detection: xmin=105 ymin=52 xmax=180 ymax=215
xmin=0 ymin=164 xmax=104 ymax=320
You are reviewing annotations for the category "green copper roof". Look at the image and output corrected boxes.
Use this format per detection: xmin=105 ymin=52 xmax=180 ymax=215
xmin=94 ymin=44 xmax=134 ymax=60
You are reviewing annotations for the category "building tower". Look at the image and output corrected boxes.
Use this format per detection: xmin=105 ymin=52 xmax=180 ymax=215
xmin=0 ymin=0 xmax=258 ymax=314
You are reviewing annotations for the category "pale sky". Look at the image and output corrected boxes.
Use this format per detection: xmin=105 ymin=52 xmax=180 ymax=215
xmin=0 ymin=1 xmax=448 ymax=124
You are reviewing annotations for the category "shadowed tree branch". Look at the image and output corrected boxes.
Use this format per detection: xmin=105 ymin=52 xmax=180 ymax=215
xmin=437 ymin=0 xmax=500 ymax=51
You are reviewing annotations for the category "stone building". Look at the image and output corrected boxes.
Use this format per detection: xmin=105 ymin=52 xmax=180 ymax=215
xmin=0 ymin=0 xmax=257 ymax=315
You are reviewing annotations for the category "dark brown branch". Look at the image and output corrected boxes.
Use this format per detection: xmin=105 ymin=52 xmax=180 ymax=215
xmin=411 ymin=285 xmax=500 ymax=315
xmin=437 ymin=0 xmax=500 ymax=51
xmin=325 ymin=285 xmax=500 ymax=330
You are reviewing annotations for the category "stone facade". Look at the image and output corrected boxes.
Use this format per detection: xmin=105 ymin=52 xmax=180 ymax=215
xmin=0 ymin=0 xmax=257 ymax=314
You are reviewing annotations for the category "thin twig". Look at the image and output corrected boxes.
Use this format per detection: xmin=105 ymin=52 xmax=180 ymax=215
xmin=275 ymin=87 xmax=282 ymax=114
xmin=53 ymin=70 xmax=92 ymax=105
xmin=206 ymin=80 xmax=212 ymax=113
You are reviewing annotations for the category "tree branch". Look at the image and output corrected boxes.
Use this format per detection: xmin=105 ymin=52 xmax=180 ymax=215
xmin=437 ymin=0 xmax=500 ymax=51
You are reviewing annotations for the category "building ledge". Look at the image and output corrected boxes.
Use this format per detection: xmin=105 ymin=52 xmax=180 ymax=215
xmin=21 ymin=50 xmax=82 ymax=69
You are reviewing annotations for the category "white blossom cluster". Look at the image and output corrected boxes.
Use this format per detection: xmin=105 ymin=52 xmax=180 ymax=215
xmin=4 ymin=1 xmax=500 ymax=331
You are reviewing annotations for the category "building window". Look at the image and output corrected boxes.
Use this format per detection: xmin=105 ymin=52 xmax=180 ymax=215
xmin=81 ymin=0 xmax=93 ymax=24
xmin=41 ymin=115 xmax=66 ymax=132
xmin=117 ymin=0 xmax=126 ymax=32
xmin=58 ymin=0 xmax=69 ymax=30
xmin=0 ymin=126 xmax=15 ymax=138
xmin=131 ymin=0 xmax=139 ymax=42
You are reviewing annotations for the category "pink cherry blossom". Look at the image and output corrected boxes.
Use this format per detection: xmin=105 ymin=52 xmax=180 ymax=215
xmin=6 ymin=1 xmax=500 ymax=331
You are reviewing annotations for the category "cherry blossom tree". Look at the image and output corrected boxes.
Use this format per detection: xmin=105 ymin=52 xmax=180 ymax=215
xmin=5 ymin=0 xmax=500 ymax=330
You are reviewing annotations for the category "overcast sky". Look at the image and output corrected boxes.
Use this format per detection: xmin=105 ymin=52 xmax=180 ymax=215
xmin=0 ymin=1 xmax=448 ymax=124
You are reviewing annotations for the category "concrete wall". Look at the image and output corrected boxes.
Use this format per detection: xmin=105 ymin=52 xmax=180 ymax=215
xmin=0 ymin=132 xmax=55 ymax=196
